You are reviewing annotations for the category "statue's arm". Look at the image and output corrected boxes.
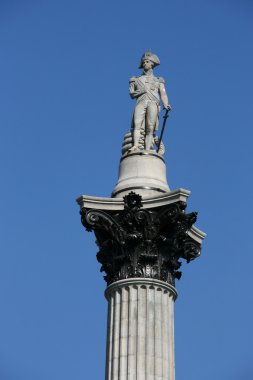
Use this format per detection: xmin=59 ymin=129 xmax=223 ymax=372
xmin=159 ymin=79 xmax=171 ymax=110
xmin=129 ymin=77 xmax=144 ymax=99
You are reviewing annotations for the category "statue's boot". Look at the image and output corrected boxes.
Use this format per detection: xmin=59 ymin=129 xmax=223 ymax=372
xmin=145 ymin=130 xmax=154 ymax=150
xmin=129 ymin=128 xmax=141 ymax=151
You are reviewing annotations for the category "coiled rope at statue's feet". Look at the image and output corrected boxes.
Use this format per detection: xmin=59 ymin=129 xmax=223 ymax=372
xmin=121 ymin=128 xmax=165 ymax=156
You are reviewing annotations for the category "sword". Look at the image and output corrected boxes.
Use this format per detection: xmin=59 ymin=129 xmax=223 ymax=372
xmin=156 ymin=109 xmax=170 ymax=153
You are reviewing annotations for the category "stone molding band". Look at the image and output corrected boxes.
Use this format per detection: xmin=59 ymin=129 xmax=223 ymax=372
xmin=120 ymin=151 xmax=165 ymax=163
xmin=112 ymin=185 xmax=167 ymax=197
xmin=105 ymin=277 xmax=178 ymax=301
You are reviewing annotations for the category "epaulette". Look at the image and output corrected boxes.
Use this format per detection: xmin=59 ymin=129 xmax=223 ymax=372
xmin=158 ymin=77 xmax=165 ymax=84
xmin=129 ymin=76 xmax=137 ymax=82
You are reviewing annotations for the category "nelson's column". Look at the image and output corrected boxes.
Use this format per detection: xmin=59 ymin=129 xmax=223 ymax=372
xmin=77 ymin=51 xmax=206 ymax=380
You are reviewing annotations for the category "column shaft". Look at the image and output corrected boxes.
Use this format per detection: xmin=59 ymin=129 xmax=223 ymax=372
xmin=105 ymin=279 xmax=177 ymax=380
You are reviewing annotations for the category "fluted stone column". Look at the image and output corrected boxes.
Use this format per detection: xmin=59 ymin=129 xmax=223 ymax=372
xmin=105 ymin=278 xmax=177 ymax=380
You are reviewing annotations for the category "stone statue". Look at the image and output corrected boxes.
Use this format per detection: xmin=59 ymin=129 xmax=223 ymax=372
xmin=128 ymin=51 xmax=171 ymax=152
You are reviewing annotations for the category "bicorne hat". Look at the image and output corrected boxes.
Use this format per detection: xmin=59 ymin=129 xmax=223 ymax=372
xmin=138 ymin=51 xmax=160 ymax=69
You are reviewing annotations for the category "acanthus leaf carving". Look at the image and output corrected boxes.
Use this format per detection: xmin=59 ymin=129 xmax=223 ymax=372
xmin=80 ymin=192 xmax=201 ymax=286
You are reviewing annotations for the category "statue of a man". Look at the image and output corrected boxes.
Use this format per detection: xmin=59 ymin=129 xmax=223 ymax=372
xmin=129 ymin=51 xmax=171 ymax=151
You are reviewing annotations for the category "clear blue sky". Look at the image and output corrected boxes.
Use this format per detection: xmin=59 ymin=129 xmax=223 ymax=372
xmin=0 ymin=1 xmax=252 ymax=379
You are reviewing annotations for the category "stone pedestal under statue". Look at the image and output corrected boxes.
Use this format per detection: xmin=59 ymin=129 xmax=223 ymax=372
xmin=112 ymin=151 xmax=170 ymax=198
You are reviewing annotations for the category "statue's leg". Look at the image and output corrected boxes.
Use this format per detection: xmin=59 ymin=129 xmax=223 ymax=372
xmin=130 ymin=102 xmax=146 ymax=151
xmin=145 ymin=102 xmax=157 ymax=150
